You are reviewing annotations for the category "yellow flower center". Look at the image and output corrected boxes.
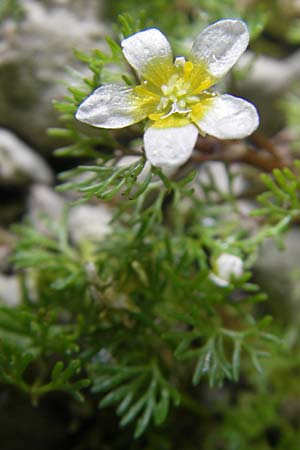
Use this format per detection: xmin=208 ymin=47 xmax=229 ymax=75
xmin=135 ymin=57 xmax=216 ymax=128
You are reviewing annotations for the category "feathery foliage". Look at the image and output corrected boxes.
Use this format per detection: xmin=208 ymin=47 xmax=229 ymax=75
xmin=2 ymin=10 xmax=299 ymax=445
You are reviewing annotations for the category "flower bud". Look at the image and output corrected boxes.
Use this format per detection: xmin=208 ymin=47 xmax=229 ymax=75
xmin=210 ymin=253 xmax=243 ymax=287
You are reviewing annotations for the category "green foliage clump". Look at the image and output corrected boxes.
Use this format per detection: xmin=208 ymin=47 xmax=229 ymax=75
xmin=0 ymin=0 xmax=24 ymax=23
xmin=1 ymin=9 xmax=300 ymax=449
xmin=107 ymin=0 xmax=269 ymax=41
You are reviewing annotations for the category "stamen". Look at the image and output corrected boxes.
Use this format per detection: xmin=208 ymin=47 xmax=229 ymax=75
xmin=184 ymin=61 xmax=193 ymax=80
xmin=169 ymin=74 xmax=179 ymax=85
xmin=149 ymin=58 xmax=209 ymax=123
xmin=186 ymin=95 xmax=201 ymax=104
xmin=174 ymin=57 xmax=186 ymax=68
xmin=177 ymin=88 xmax=187 ymax=96
xmin=160 ymin=104 xmax=178 ymax=119
xmin=155 ymin=97 xmax=168 ymax=113
xmin=161 ymin=84 xmax=169 ymax=95
xmin=149 ymin=112 xmax=163 ymax=121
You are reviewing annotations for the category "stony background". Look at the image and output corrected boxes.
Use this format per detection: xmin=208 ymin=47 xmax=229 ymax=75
xmin=1 ymin=0 xmax=300 ymax=313
xmin=1 ymin=2 xmax=300 ymax=449
xmin=0 ymin=0 xmax=300 ymax=303
xmin=0 ymin=0 xmax=112 ymax=304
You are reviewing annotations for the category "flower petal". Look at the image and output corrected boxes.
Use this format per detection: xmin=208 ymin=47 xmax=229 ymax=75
xmin=76 ymin=84 xmax=156 ymax=129
xmin=209 ymin=272 xmax=230 ymax=287
xmin=190 ymin=19 xmax=249 ymax=79
xmin=194 ymin=94 xmax=259 ymax=139
xmin=216 ymin=253 xmax=244 ymax=280
xmin=144 ymin=124 xmax=198 ymax=168
xmin=121 ymin=28 xmax=174 ymax=86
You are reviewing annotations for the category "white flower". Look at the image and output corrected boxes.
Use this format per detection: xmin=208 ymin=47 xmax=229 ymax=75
xmin=76 ymin=20 xmax=259 ymax=169
xmin=210 ymin=253 xmax=244 ymax=287
xmin=68 ymin=204 xmax=112 ymax=244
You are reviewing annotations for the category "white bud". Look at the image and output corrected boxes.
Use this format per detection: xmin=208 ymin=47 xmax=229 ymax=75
xmin=210 ymin=253 xmax=244 ymax=287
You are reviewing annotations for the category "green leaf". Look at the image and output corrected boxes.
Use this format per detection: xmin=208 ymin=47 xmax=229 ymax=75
xmin=153 ymin=388 xmax=170 ymax=426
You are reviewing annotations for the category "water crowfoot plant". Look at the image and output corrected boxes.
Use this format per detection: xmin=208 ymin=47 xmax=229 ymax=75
xmin=76 ymin=19 xmax=259 ymax=169
xmin=3 ymin=10 xmax=300 ymax=447
xmin=210 ymin=253 xmax=244 ymax=287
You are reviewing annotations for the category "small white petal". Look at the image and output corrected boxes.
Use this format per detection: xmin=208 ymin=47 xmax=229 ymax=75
xmin=121 ymin=28 xmax=173 ymax=83
xmin=196 ymin=94 xmax=259 ymax=139
xmin=216 ymin=253 xmax=244 ymax=280
xmin=144 ymin=124 xmax=198 ymax=168
xmin=210 ymin=253 xmax=243 ymax=287
xmin=190 ymin=19 xmax=249 ymax=78
xmin=209 ymin=272 xmax=230 ymax=287
xmin=76 ymin=84 xmax=149 ymax=129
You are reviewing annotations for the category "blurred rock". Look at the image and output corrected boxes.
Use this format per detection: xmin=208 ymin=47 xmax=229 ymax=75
xmin=197 ymin=161 xmax=250 ymax=198
xmin=0 ymin=275 xmax=21 ymax=306
xmin=0 ymin=199 xmax=24 ymax=226
xmin=27 ymin=183 xmax=65 ymax=234
xmin=27 ymin=184 xmax=112 ymax=243
xmin=276 ymin=0 xmax=300 ymax=16
xmin=254 ymin=228 xmax=300 ymax=324
xmin=236 ymin=50 xmax=300 ymax=134
xmin=0 ymin=128 xmax=53 ymax=186
xmin=0 ymin=0 xmax=107 ymax=151
xmin=42 ymin=0 xmax=104 ymax=18
xmin=68 ymin=204 xmax=112 ymax=244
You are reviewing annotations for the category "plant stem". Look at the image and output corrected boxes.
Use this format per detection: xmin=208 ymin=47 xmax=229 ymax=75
xmin=192 ymin=133 xmax=290 ymax=172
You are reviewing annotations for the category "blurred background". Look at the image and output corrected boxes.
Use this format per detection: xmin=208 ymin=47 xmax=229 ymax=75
xmin=1 ymin=0 xmax=300 ymax=449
